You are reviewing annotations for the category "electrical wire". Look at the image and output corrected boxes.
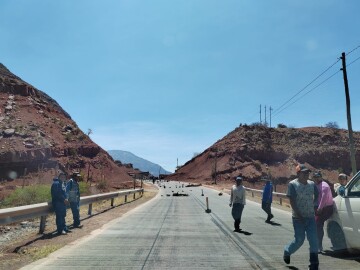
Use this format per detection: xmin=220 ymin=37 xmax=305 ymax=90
xmin=272 ymin=58 xmax=340 ymax=114
xmin=347 ymin=55 xmax=360 ymax=67
xmin=272 ymin=70 xmax=341 ymax=118
xmin=346 ymin=44 xmax=360 ymax=56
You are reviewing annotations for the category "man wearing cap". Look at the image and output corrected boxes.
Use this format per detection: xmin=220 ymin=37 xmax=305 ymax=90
xmin=51 ymin=172 xmax=69 ymax=235
xmin=312 ymin=171 xmax=334 ymax=253
xmin=229 ymin=176 xmax=246 ymax=232
xmin=283 ymin=164 xmax=319 ymax=270
xmin=66 ymin=172 xmax=83 ymax=228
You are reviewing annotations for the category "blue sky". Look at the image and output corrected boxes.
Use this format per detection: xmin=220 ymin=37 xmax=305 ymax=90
xmin=1 ymin=0 xmax=360 ymax=172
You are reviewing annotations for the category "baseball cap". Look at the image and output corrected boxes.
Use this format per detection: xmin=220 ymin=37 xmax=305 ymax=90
xmin=235 ymin=176 xmax=243 ymax=182
xmin=296 ymin=164 xmax=310 ymax=173
xmin=313 ymin=171 xmax=322 ymax=178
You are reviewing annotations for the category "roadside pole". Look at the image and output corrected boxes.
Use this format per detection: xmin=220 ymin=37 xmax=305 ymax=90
xmin=341 ymin=52 xmax=357 ymax=175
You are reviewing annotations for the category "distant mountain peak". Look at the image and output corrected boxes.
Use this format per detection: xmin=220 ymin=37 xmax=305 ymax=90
xmin=108 ymin=150 xmax=171 ymax=177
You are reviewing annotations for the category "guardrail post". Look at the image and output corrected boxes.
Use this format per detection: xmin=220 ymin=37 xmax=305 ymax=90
xmin=111 ymin=198 xmax=114 ymax=207
xmin=125 ymin=195 xmax=127 ymax=203
xmin=39 ymin=215 xmax=47 ymax=234
xmin=88 ymin=203 xmax=93 ymax=215
xmin=279 ymin=197 xmax=282 ymax=206
xmin=252 ymin=191 xmax=254 ymax=197
xmin=133 ymin=192 xmax=136 ymax=200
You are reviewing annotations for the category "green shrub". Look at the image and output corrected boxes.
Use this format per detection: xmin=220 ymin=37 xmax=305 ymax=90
xmin=79 ymin=182 xmax=90 ymax=195
xmin=2 ymin=184 xmax=52 ymax=208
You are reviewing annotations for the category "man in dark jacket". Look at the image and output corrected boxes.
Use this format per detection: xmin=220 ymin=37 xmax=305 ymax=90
xmin=51 ymin=172 xmax=68 ymax=235
xmin=66 ymin=172 xmax=83 ymax=228
xmin=262 ymin=179 xmax=274 ymax=223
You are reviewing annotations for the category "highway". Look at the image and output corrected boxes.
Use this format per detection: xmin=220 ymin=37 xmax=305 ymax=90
xmin=22 ymin=182 xmax=360 ymax=269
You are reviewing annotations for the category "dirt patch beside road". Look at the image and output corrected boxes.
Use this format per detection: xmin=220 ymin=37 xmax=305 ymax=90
xmin=0 ymin=184 xmax=158 ymax=270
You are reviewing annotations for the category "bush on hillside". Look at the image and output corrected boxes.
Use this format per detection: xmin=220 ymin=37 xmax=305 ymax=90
xmin=277 ymin=123 xmax=287 ymax=128
xmin=2 ymin=184 xmax=51 ymax=208
xmin=325 ymin=121 xmax=339 ymax=129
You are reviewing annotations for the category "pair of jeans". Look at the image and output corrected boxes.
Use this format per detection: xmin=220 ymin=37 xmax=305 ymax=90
xmin=53 ymin=201 xmax=66 ymax=233
xmin=70 ymin=201 xmax=80 ymax=226
xmin=285 ymin=216 xmax=319 ymax=267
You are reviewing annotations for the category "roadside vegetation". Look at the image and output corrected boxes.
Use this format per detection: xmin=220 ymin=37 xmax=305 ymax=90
xmin=0 ymin=182 xmax=90 ymax=208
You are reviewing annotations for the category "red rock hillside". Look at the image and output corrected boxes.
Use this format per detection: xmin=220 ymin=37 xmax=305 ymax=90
xmin=0 ymin=63 xmax=134 ymax=200
xmin=168 ymin=124 xmax=360 ymax=192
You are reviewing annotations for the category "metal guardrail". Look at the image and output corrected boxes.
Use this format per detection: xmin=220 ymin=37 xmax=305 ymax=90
xmin=0 ymin=188 xmax=144 ymax=233
xmin=244 ymin=187 xmax=288 ymax=205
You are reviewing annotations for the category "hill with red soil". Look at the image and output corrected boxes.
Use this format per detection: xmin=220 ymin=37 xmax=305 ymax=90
xmin=0 ymin=63 xmax=134 ymax=200
xmin=168 ymin=124 xmax=360 ymax=191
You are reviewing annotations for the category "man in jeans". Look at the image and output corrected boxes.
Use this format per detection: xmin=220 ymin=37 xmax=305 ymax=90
xmin=66 ymin=172 xmax=83 ymax=228
xmin=284 ymin=164 xmax=319 ymax=270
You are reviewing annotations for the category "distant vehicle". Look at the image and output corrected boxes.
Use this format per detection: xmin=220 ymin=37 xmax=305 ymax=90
xmin=327 ymin=171 xmax=360 ymax=253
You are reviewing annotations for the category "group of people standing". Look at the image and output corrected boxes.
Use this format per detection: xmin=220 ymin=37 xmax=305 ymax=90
xmin=229 ymin=164 xmax=348 ymax=270
xmin=51 ymin=172 xmax=83 ymax=235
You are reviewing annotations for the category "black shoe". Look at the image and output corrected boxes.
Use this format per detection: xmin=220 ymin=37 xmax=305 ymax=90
xmin=265 ymin=219 xmax=270 ymax=223
xmin=283 ymin=253 xmax=290 ymax=264
xmin=234 ymin=228 xmax=242 ymax=232
xmin=74 ymin=224 xmax=83 ymax=228
xmin=269 ymin=214 xmax=274 ymax=221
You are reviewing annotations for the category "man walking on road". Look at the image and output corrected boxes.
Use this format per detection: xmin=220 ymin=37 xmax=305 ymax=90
xmin=262 ymin=178 xmax=274 ymax=223
xmin=283 ymin=164 xmax=319 ymax=270
xmin=66 ymin=172 xmax=83 ymax=228
xmin=229 ymin=176 xmax=246 ymax=232
xmin=313 ymin=171 xmax=334 ymax=253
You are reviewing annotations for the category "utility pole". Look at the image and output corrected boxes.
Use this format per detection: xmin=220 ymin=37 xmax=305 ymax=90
xmin=270 ymin=106 xmax=273 ymax=128
xmin=264 ymin=105 xmax=267 ymax=126
xmin=341 ymin=52 xmax=357 ymax=175
xmin=260 ymin=104 xmax=262 ymax=124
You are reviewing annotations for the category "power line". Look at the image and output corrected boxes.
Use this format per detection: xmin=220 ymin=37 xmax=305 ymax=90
xmin=347 ymin=55 xmax=360 ymax=67
xmin=346 ymin=44 xmax=360 ymax=56
xmin=272 ymin=58 xmax=340 ymax=114
xmin=273 ymin=70 xmax=341 ymax=118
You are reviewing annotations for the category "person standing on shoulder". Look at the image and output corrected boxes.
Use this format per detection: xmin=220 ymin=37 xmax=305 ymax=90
xmin=334 ymin=173 xmax=348 ymax=196
xmin=312 ymin=171 xmax=334 ymax=253
xmin=51 ymin=172 xmax=69 ymax=235
xmin=229 ymin=176 xmax=246 ymax=232
xmin=283 ymin=164 xmax=319 ymax=270
xmin=262 ymin=178 xmax=274 ymax=223
xmin=66 ymin=172 xmax=83 ymax=228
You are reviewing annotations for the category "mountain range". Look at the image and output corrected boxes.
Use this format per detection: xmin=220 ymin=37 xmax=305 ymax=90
xmin=108 ymin=150 xmax=171 ymax=177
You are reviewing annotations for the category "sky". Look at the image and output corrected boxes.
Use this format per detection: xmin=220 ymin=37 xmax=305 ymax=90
xmin=1 ymin=0 xmax=360 ymax=173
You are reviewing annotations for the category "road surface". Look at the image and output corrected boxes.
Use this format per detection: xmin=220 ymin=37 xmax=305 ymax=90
xmin=22 ymin=182 xmax=360 ymax=269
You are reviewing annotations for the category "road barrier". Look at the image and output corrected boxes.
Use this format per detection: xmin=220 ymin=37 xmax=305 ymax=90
xmin=244 ymin=187 xmax=287 ymax=205
xmin=0 ymin=188 xmax=144 ymax=233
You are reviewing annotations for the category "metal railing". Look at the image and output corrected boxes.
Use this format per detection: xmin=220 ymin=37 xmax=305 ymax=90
xmin=0 ymin=188 xmax=144 ymax=233
xmin=244 ymin=187 xmax=288 ymax=205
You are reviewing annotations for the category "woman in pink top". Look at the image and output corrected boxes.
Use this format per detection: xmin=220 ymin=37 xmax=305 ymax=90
xmin=313 ymin=171 xmax=334 ymax=252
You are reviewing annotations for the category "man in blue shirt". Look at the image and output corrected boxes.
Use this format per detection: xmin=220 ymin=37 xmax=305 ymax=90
xmin=51 ymin=172 xmax=69 ymax=235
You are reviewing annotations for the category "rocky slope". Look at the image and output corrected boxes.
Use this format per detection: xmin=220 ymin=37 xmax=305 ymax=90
xmin=0 ymin=63 xmax=134 ymax=200
xmin=167 ymin=125 xmax=360 ymax=191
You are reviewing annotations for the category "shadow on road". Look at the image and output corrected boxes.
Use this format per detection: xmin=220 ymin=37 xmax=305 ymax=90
xmin=233 ymin=229 xmax=252 ymax=236
xmin=287 ymin=266 xmax=299 ymax=270
xmin=265 ymin=220 xmax=282 ymax=226
xmin=321 ymin=250 xmax=360 ymax=263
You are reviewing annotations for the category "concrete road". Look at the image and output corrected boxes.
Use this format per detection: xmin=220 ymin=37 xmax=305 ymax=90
xmin=22 ymin=182 xmax=360 ymax=270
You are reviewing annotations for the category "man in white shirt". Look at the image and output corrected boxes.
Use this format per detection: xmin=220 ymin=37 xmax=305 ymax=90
xmin=229 ymin=176 xmax=246 ymax=232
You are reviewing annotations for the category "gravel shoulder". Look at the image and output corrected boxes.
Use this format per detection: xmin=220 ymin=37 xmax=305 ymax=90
xmin=0 ymin=184 xmax=158 ymax=270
